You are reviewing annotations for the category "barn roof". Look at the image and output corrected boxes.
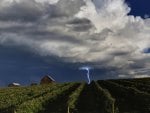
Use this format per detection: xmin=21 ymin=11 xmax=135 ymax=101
xmin=43 ymin=75 xmax=55 ymax=81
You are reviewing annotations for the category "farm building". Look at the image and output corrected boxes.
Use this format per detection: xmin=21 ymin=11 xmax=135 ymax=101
xmin=8 ymin=82 xmax=20 ymax=87
xmin=40 ymin=75 xmax=55 ymax=85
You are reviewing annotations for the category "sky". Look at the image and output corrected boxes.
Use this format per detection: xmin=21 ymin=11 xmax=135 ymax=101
xmin=0 ymin=0 xmax=150 ymax=86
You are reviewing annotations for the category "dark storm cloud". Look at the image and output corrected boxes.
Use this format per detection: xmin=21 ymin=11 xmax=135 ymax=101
xmin=67 ymin=18 xmax=93 ymax=32
xmin=71 ymin=24 xmax=92 ymax=32
xmin=0 ymin=0 xmax=44 ymax=22
xmin=0 ymin=25 xmax=33 ymax=33
xmin=110 ymin=51 xmax=129 ymax=56
xmin=0 ymin=0 xmax=80 ymax=23
xmin=27 ymin=31 xmax=83 ymax=44
xmin=0 ymin=0 xmax=87 ymax=44
xmin=68 ymin=18 xmax=91 ymax=25
xmin=0 ymin=0 xmax=150 ymax=85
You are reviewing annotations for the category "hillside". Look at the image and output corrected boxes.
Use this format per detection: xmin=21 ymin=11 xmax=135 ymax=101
xmin=0 ymin=78 xmax=150 ymax=113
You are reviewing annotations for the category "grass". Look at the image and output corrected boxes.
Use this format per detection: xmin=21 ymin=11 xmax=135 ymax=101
xmin=0 ymin=78 xmax=150 ymax=113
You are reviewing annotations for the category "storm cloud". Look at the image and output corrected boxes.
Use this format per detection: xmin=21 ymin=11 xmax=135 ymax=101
xmin=0 ymin=0 xmax=150 ymax=79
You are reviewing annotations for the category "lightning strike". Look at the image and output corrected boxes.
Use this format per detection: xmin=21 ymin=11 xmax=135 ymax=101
xmin=79 ymin=66 xmax=93 ymax=84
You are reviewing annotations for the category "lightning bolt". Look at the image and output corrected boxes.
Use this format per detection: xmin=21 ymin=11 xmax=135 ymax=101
xmin=79 ymin=66 xmax=93 ymax=84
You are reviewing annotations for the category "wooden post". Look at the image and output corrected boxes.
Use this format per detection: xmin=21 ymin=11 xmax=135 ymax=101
xmin=67 ymin=106 xmax=70 ymax=113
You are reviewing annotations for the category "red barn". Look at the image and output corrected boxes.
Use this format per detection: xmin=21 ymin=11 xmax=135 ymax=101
xmin=40 ymin=75 xmax=55 ymax=85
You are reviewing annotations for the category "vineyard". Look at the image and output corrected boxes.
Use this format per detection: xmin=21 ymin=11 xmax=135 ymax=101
xmin=0 ymin=78 xmax=150 ymax=113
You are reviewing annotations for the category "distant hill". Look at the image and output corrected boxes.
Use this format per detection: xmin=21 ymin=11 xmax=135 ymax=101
xmin=0 ymin=78 xmax=150 ymax=113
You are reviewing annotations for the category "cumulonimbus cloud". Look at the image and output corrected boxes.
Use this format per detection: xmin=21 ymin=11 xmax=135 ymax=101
xmin=0 ymin=0 xmax=150 ymax=78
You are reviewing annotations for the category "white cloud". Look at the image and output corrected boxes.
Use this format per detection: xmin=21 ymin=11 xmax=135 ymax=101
xmin=75 ymin=0 xmax=130 ymax=32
